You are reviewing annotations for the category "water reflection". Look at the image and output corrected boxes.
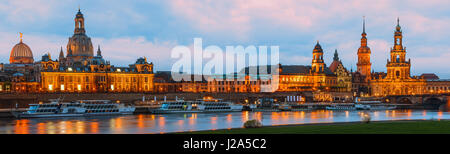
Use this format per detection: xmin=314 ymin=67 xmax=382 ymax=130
xmin=1 ymin=109 xmax=450 ymax=134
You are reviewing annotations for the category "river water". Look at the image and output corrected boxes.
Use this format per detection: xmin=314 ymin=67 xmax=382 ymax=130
xmin=0 ymin=109 xmax=449 ymax=134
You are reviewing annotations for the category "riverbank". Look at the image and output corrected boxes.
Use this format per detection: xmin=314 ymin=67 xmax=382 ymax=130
xmin=182 ymin=120 xmax=450 ymax=134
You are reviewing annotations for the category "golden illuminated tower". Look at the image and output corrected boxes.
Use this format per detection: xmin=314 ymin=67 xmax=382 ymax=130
xmin=357 ymin=17 xmax=371 ymax=78
xmin=311 ymin=41 xmax=325 ymax=73
xmin=386 ymin=18 xmax=411 ymax=79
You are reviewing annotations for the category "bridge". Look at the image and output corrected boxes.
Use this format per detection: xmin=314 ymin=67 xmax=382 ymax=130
xmin=385 ymin=94 xmax=450 ymax=110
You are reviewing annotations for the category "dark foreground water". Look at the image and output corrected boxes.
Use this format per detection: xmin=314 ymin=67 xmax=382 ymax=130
xmin=1 ymin=110 xmax=449 ymax=134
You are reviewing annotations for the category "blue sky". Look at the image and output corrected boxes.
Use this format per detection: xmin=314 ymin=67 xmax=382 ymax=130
xmin=1 ymin=0 xmax=449 ymax=78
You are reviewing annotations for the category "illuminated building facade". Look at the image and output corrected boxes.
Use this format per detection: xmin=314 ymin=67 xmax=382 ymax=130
xmin=278 ymin=42 xmax=338 ymax=92
xmin=329 ymin=50 xmax=352 ymax=92
xmin=0 ymin=9 xmax=154 ymax=93
xmin=369 ymin=19 xmax=428 ymax=96
xmin=357 ymin=18 xmax=372 ymax=79
xmin=206 ymin=74 xmax=271 ymax=93
xmin=352 ymin=18 xmax=372 ymax=96
xmin=0 ymin=33 xmax=39 ymax=93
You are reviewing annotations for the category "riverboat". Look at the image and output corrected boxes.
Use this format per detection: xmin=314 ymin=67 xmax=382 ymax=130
xmin=152 ymin=99 xmax=243 ymax=114
xmin=12 ymin=100 xmax=135 ymax=118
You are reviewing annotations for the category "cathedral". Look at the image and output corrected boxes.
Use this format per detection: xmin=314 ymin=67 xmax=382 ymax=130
xmin=369 ymin=19 xmax=426 ymax=96
xmin=0 ymin=9 xmax=155 ymax=93
xmin=355 ymin=18 xmax=450 ymax=96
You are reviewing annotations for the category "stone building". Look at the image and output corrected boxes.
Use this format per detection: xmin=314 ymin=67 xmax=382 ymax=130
xmin=1 ymin=9 xmax=155 ymax=93
xmin=0 ymin=33 xmax=39 ymax=93
xmin=370 ymin=19 xmax=427 ymax=96
xmin=329 ymin=49 xmax=352 ymax=92
xmin=277 ymin=42 xmax=338 ymax=92
xmin=352 ymin=17 xmax=372 ymax=96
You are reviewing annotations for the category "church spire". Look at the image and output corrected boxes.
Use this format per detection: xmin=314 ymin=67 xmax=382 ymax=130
xmin=357 ymin=16 xmax=372 ymax=78
xmin=360 ymin=16 xmax=368 ymax=47
xmin=59 ymin=46 xmax=64 ymax=58
xmin=333 ymin=49 xmax=339 ymax=61
xmin=362 ymin=16 xmax=366 ymax=35
xmin=97 ymin=45 xmax=102 ymax=57
xmin=396 ymin=17 xmax=401 ymax=32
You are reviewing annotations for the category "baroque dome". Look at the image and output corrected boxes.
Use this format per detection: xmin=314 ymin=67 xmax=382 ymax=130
xmin=358 ymin=46 xmax=371 ymax=53
xmin=10 ymin=40 xmax=34 ymax=64
xmin=313 ymin=41 xmax=323 ymax=53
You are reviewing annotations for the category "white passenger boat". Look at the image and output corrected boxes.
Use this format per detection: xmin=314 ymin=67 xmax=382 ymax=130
xmin=152 ymin=99 xmax=243 ymax=114
xmin=366 ymin=105 xmax=397 ymax=110
xmin=326 ymin=104 xmax=356 ymax=110
xmin=355 ymin=104 xmax=371 ymax=110
xmin=13 ymin=100 xmax=135 ymax=118
xmin=326 ymin=97 xmax=397 ymax=110
xmin=355 ymin=97 xmax=397 ymax=110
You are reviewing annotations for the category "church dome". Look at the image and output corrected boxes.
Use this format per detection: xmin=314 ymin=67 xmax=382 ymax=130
xmin=313 ymin=41 xmax=323 ymax=53
xmin=358 ymin=46 xmax=371 ymax=53
xmin=10 ymin=40 xmax=34 ymax=64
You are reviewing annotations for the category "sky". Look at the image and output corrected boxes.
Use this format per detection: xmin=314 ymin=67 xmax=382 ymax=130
xmin=0 ymin=0 xmax=449 ymax=77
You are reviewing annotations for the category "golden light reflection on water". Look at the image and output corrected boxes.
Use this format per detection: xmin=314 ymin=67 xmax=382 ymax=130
xmin=64 ymin=121 xmax=73 ymax=134
xmin=46 ymin=121 xmax=56 ymax=134
xmin=75 ymin=121 xmax=85 ymax=133
xmin=90 ymin=122 xmax=99 ymax=133
xmin=188 ymin=113 xmax=197 ymax=126
xmin=6 ymin=109 xmax=450 ymax=134
xmin=37 ymin=122 xmax=45 ymax=134
xmin=271 ymin=112 xmax=279 ymax=121
xmin=254 ymin=112 xmax=262 ymax=121
xmin=158 ymin=116 xmax=165 ymax=129
xmin=281 ymin=112 xmax=289 ymax=122
xmin=115 ymin=118 xmax=123 ymax=130
xmin=137 ymin=114 xmax=144 ymax=129
xmin=310 ymin=111 xmax=317 ymax=120
xmin=14 ymin=119 xmax=29 ymax=134
xmin=242 ymin=111 xmax=249 ymax=122
xmin=226 ymin=114 xmax=232 ymax=123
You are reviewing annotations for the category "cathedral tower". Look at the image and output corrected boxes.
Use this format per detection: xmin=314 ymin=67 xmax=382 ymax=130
xmin=311 ymin=41 xmax=325 ymax=73
xmin=386 ymin=18 xmax=411 ymax=79
xmin=357 ymin=17 xmax=372 ymax=78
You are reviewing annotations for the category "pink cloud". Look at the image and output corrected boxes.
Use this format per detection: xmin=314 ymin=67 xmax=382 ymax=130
xmin=168 ymin=0 xmax=449 ymax=35
xmin=0 ymin=0 xmax=62 ymax=22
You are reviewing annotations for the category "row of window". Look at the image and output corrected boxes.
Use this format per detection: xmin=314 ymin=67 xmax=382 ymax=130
xmin=205 ymin=107 xmax=231 ymax=110
xmin=48 ymin=76 xmax=151 ymax=83
xmin=85 ymin=109 xmax=119 ymax=113
xmin=427 ymin=86 xmax=450 ymax=91
xmin=211 ymin=81 xmax=270 ymax=85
